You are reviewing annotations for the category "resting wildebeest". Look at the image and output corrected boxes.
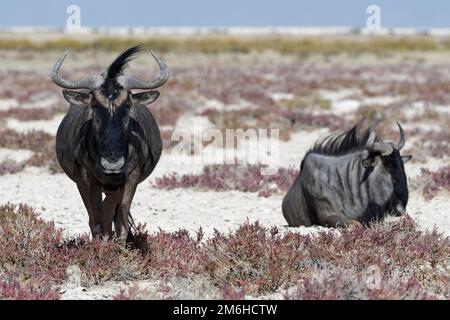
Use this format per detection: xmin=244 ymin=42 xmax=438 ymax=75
xmin=282 ymin=123 xmax=412 ymax=228
xmin=51 ymin=45 xmax=168 ymax=241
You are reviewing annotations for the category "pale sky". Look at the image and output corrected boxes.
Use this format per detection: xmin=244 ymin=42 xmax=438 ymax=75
xmin=0 ymin=0 xmax=449 ymax=28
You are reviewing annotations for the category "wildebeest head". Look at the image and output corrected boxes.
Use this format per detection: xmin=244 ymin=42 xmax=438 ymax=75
xmin=362 ymin=123 xmax=412 ymax=215
xmin=51 ymin=45 xmax=168 ymax=185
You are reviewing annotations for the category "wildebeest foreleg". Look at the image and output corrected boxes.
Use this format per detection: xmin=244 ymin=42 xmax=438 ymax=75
xmin=115 ymin=169 xmax=140 ymax=242
xmin=90 ymin=187 xmax=103 ymax=236
xmin=115 ymin=186 xmax=137 ymax=243
xmin=102 ymin=191 xmax=123 ymax=237
xmin=76 ymin=183 xmax=96 ymax=236
xmin=76 ymin=181 xmax=103 ymax=237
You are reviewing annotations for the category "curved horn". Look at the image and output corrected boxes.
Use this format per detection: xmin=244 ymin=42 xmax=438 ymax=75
xmin=365 ymin=126 xmax=377 ymax=149
xmin=396 ymin=122 xmax=406 ymax=150
xmin=372 ymin=142 xmax=394 ymax=156
xmin=51 ymin=51 xmax=104 ymax=89
xmin=117 ymin=50 xmax=169 ymax=90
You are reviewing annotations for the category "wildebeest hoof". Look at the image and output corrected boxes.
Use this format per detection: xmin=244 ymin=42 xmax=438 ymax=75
xmin=349 ymin=220 xmax=362 ymax=227
xmin=335 ymin=220 xmax=362 ymax=228
xmin=394 ymin=203 xmax=406 ymax=216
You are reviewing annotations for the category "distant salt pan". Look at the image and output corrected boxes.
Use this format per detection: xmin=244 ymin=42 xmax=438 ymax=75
xmin=271 ymin=92 xmax=294 ymax=102
xmin=0 ymin=99 xmax=19 ymax=111
xmin=7 ymin=115 xmax=64 ymax=135
xmin=3 ymin=26 xmax=450 ymax=36
xmin=0 ymin=148 xmax=33 ymax=163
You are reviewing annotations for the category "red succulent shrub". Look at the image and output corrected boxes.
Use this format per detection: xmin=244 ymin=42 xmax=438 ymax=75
xmin=154 ymin=164 xmax=299 ymax=197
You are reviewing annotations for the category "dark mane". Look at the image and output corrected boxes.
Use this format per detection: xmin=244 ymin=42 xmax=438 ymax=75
xmin=106 ymin=44 xmax=143 ymax=80
xmin=307 ymin=125 xmax=382 ymax=157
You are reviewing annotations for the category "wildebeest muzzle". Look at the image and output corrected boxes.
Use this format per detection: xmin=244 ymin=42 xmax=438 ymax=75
xmin=100 ymin=155 xmax=125 ymax=174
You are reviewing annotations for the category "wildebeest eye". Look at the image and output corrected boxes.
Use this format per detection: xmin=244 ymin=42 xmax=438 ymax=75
xmin=362 ymin=157 xmax=377 ymax=168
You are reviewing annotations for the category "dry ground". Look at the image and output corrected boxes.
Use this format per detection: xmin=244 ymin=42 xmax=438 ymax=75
xmin=0 ymin=35 xmax=449 ymax=299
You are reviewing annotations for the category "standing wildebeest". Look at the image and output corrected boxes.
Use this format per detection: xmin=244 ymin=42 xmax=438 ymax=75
xmin=282 ymin=123 xmax=412 ymax=228
xmin=51 ymin=45 xmax=168 ymax=241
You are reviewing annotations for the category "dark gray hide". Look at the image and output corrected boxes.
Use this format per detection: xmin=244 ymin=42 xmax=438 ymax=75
xmin=52 ymin=45 xmax=168 ymax=241
xmin=282 ymin=124 xmax=412 ymax=228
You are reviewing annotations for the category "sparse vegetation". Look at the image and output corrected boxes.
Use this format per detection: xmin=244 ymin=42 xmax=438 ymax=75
xmin=421 ymin=166 xmax=450 ymax=200
xmin=201 ymin=107 xmax=345 ymax=141
xmin=154 ymin=164 xmax=299 ymax=197
xmin=0 ymin=36 xmax=446 ymax=55
xmin=1 ymin=36 xmax=450 ymax=300
xmin=1 ymin=204 xmax=449 ymax=299
xmin=410 ymin=129 xmax=450 ymax=160
xmin=0 ymin=129 xmax=56 ymax=168
xmin=0 ymin=108 xmax=58 ymax=121
xmin=0 ymin=159 xmax=24 ymax=175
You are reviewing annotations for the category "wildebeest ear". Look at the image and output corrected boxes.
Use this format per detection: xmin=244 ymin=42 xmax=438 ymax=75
xmin=401 ymin=155 xmax=412 ymax=163
xmin=62 ymin=90 xmax=91 ymax=106
xmin=362 ymin=157 xmax=376 ymax=168
xmin=131 ymin=90 xmax=160 ymax=106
